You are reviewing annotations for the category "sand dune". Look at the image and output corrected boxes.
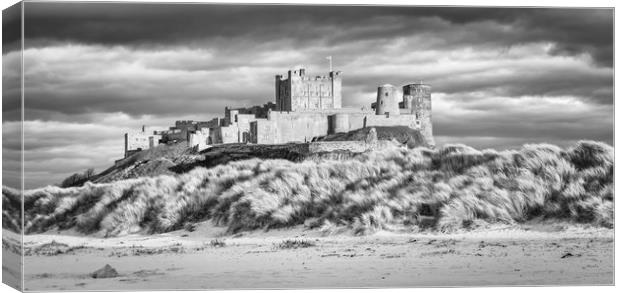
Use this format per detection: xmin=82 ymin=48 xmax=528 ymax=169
xmin=3 ymin=141 xmax=614 ymax=237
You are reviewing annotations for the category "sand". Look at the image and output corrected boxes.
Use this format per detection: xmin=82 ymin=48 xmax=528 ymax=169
xmin=9 ymin=222 xmax=614 ymax=291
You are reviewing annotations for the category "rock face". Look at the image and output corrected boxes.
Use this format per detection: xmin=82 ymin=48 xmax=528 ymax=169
xmin=318 ymin=126 xmax=429 ymax=148
xmin=91 ymin=264 xmax=119 ymax=279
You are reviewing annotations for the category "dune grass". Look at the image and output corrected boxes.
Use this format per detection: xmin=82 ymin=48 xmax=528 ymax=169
xmin=2 ymin=141 xmax=613 ymax=236
xmin=277 ymin=239 xmax=316 ymax=249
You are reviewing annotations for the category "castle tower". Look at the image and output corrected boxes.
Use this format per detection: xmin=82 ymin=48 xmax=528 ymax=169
xmin=275 ymin=75 xmax=283 ymax=111
xmin=330 ymin=71 xmax=343 ymax=109
xmin=402 ymin=82 xmax=434 ymax=146
xmin=375 ymin=84 xmax=400 ymax=116
xmin=274 ymin=68 xmax=342 ymax=112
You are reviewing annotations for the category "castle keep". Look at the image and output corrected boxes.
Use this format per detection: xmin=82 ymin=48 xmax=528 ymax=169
xmin=275 ymin=69 xmax=342 ymax=111
xmin=124 ymin=67 xmax=434 ymax=156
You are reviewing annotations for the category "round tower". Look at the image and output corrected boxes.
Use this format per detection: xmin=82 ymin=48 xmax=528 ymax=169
xmin=375 ymin=84 xmax=400 ymax=116
xmin=332 ymin=113 xmax=350 ymax=134
xmin=402 ymin=82 xmax=434 ymax=146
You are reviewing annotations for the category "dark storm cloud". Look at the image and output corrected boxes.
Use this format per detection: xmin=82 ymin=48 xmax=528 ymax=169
xmin=20 ymin=3 xmax=613 ymax=67
xmin=2 ymin=2 xmax=613 ymax=189
xmin=2 ymin=48 xmax=21 ymax=121
xmin=420 ymin=8 xmax=613 ymax=66
xmin=2 ymin=1 xmax=21 ymax=54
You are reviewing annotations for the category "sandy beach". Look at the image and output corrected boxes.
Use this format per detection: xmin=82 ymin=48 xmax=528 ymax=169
xmin=10 ymin=221 xmax=613 ymax=291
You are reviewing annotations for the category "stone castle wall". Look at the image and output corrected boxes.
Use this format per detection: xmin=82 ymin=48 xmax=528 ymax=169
xmin=188 ymin=129 xmax=210 ymax=151
xmin=308 ymin=141 xmax=371 ymax=153
xmin=248 ymin=110 xmax=422 ymax=145
xmin=267 ymin=111 xmax=331 ymax=143
xmin=124 ymin=129 xmax=161 ymax=157
xmin=308 ymin=140 xmax=394 ymax=153
xmin=402 ymin=83 xmax=433 ymax=146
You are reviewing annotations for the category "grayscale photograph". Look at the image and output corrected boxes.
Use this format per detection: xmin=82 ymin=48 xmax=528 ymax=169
xmin=1 ymin=1 xmax=614 ymax=291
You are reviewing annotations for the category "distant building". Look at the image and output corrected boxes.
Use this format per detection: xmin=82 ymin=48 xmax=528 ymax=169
xmin=124 ymin=125 xmax=161 ymax=157
xmin=124 ymin=66 xmax=434 ymax=156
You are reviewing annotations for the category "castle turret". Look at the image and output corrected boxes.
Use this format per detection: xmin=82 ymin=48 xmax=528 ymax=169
xmin=332 ymin=113 xmax=350 ymax=133
xmin=330 ymin=71 xmax=342 ymax=109
xmin=275 ymin=74 xmax=282 ymax=111
xmin=403 ymin=82 xmax=434 ymax=146
xmin=375 ymin=84 xmax=400 ymax=116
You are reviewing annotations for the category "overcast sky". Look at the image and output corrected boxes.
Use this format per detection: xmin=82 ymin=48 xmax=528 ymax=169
xmin=1 ymin=2 xmax=614 ymax=188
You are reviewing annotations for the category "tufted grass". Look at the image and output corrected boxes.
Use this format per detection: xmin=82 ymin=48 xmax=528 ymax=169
xmin=2 ymin=141 xmax=613 ymax=236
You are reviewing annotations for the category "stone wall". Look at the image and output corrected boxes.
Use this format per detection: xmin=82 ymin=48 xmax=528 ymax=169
xmin=160 ymin=120 xmax=215 ymax=143
xmin=161 ymin=129 xmax=187 ymax=142
xmin=230 ymin=102 xmax=275 ymax=119
xmin=402 ymin=83 xmax=434 ymax=146
xmin=235 ymin=114 xmax=256 ymax=143
xmin=308 ymin=141 xmax=371 ymax=153
xmin=188 ymin=129 xmax=210 ymax=151
xmin=209 ymin=127 xmax=221 ymax=145
xmin=197 ymin=118 xmax=220 ymax=129
xmin=221 ymin=110 xmax=260 ymax=143
xmin=250 ymin=119 xmax=277 ymax=144
xmin=219 ymin=125 xmax=239 ymax=144
xmin=148 ymin=110 xmax=425 ymax=149
xmin=327 ymin=112 xmax=420 ymax=135
xmin=307 ymin=140 xmax=394 ymax=153
xmin=268 ymin=111 xmax=331 ymax=143
xmin=249 ymin=110 xmax=423 ymax=145
xmin=124 ymin=131 xmax=161 ymax=157
xmin=365 ymin=113 xmax=418 ymax=129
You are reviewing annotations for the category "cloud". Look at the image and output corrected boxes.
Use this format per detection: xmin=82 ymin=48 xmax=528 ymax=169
xmin=339 ymin=43 xmax=612 ymax=105
xmin=2 ymin=2 xmax=21 ymax=54
xmin=9 ymin=40 xmax=611 ymax=123
xmin=3 ymin=114 xmax=181 ymax=189
xmin=431 ymin=94 xmax=613 ymax=145
xmin=17 ymin=3 xmax=613 ymax=67
xmin=0 ymin=3 xmax=612 ymax=188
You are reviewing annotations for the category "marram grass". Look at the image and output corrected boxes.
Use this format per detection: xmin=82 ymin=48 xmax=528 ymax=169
xmin=2 ymin=141 xmax=613 ymax=236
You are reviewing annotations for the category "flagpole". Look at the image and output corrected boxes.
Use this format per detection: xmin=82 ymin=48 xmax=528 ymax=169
xmin=327 ymin=56 xmax=332 ymax=72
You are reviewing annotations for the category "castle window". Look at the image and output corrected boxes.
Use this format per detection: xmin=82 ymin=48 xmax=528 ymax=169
xmin=381 ymin=101 xmax=383 ymax=105
xmin=385 ymin=92 xmax=389 ymax=97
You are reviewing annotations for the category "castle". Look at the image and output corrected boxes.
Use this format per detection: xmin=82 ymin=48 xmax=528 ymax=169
xmin=124 ymin=67 xmax=434 ymax=157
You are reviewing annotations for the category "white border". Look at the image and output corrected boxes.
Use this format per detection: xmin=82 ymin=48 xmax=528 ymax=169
xmin=0 ymin=1 xmax=617 ymax=293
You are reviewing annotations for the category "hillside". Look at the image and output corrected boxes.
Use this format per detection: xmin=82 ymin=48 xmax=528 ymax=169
xmin=90 ymin=142 xmax=202 ymax=184
xmin=2 ymin=140 xmax=613 ymax=237
xmin=317 ymin=126 xmax=430 ymax=147
xmin=85 ymin=127 xmax=421 ymax=184
xmin=87 ymin=142 xmax=319 ymax=184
